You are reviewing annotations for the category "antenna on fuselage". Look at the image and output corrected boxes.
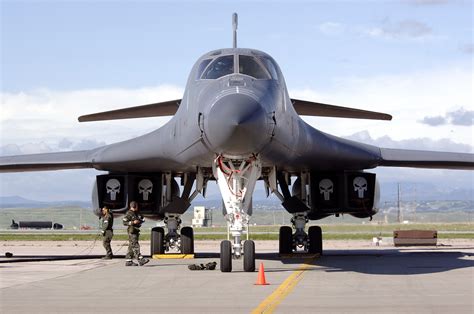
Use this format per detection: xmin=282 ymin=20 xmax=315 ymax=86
xmin=232 ymin=13 xmax=238 ymax=48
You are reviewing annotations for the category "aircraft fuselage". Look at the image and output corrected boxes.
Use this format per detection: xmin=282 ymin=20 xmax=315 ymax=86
xmin=91 ymin=48 xmax=381 ymax=174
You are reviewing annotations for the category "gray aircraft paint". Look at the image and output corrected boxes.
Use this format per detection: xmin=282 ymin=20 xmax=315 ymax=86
xmin=2 ymin=14 xmax=473 ymax=268
xmin=0 ymin=41 xmax=472 ymax=174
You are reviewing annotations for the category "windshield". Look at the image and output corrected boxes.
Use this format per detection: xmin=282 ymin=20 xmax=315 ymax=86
xmin=239 ymin=55 xmax=270 ymax=79
xmin=196 ymin=59 xmax=212 ymax=79
xmin=201 ymin=55 xmax=234 ymax=79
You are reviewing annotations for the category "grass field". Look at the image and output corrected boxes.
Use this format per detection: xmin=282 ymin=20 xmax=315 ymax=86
xmin=1 ymin=206 xmax=472 ymax=241
xmin=0 ymin=223 xmax=472 ymax=241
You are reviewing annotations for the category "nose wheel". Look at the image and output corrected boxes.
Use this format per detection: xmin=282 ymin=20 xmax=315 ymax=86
xmin=220 ymin=239 xmax=256 ymax=272
xmin=220 ymin=240 xmax=232 ymax=272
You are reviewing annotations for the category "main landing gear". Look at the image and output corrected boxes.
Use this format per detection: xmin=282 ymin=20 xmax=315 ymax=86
xmin=213 ymin=155 xmax=261 ymax=272
xmin=150 ymin=215 xmax=194 ymax=255
xmin=150 ymin=171 xmax=209 ymax=256
xmin=278 ymin=213 xmax=323 ymax=255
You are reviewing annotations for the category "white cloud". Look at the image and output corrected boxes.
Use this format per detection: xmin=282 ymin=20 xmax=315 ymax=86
xmin=318 ymin=19 xmax=437 ymax=42
xmin=404 ymin=0 xmax=451 ymax=5
xmin=360 ymin=20 xmax=433 ymax=41
xmin=0 ymin=67 xmax=472 ymax=202
xmin=459 ymin=43 xmax=474 ymax=54
xmin=1 ymin=85 xmax=183 ymax=148
xmin=346 ymin=130 xmax=473 ymax=153
xmin=318 ymin=22 xmax=345 ymax=36
xmin=290 ymin=62 xmax=473 ymax=149
xmin=420 ymin=107 xmax=474 ymax=127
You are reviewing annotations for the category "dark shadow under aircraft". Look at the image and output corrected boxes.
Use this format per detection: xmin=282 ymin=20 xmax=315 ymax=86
xmin=1 ymin=14 xmax=473 ymax=272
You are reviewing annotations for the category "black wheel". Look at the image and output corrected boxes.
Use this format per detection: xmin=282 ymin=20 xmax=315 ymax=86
xmin=180 ymin=226 xmax=194 ymax=254
xmin=151 ymin=227 xmax=165 ymax=255
xmin=279 ymin=226 xmax=293 ymax=254
xmin=243 ymin=240 xmax=255 ymax=272
xmin=220 ymin=240 xmax=232 ymax=272
xmin=308 ymin=226 xmax=323 ymax=254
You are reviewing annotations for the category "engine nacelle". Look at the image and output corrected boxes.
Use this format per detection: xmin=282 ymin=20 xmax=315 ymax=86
xmin=305 ymin=171 xmax=380 ymax=220
xmin=92 ymin=173 xmax=180 ymax=219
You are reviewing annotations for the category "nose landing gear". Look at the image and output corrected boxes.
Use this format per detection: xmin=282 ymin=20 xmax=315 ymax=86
xmin=213 ymin=155 xmax=261 ymax=272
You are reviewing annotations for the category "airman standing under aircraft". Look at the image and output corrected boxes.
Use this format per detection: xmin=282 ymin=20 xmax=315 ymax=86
xmin=100 ymin=206 xmax=114 ymax=259
xmin=123 ymin=201 xmax=149 ymax=266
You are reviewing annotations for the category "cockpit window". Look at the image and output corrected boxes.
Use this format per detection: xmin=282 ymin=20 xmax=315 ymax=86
xmin=201 ymin=55 xmax=234 ymax=79
xmin=196 ymin=59 xmax=212 ymax=79
xmin=261 ymin=57 xmax=279 ymax=80
xmin=239 ymin=55 xmax=270 ymax=79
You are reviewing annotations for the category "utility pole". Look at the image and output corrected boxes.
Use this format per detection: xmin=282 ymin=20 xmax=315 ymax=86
xmin=397 ymin=183 xmax=401 ymax=224
xmin=414 ymin=184 xmax=417 ymax=222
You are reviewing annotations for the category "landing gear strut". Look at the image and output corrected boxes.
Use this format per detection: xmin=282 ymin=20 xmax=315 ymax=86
xmin=214 ymin=155 xmax=261 ymax=272
xmin=150 ymin=171 xmax=209 ymax=256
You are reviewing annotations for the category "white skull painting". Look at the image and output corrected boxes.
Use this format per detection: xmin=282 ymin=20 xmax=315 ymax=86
xmin=319 ymin=179 xmax=334 ymax=201
xmin=353 ymin=177 xmax=368 ymax=198
xmin=106 ymin=179 xmax=121 ymax=201
xmin=138 ymin=179 xmax=153 ymax=201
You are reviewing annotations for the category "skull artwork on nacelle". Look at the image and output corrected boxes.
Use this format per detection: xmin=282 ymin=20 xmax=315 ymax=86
xmin=353 ymin=176 xmax=368 ymax=198
xmin=319 ymin=179 xmax=334 ymax=201
xmin=106 ymin=178 xmax=121 ymax=201
xmin=138 ymin=179 xmax=153 ymax=201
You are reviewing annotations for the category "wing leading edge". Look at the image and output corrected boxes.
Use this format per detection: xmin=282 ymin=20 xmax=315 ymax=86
xmin=78 ymin=99 xmax=181 ymax=122
xmin=291 ymin=98 xmax=392 ymax=121
xmin=0 ymin=150 xmax=95 ymax=173
xmin=378 ymin=148 xmax=474 ymax=170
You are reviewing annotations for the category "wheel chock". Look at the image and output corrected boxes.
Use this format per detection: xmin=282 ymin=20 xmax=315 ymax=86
xmin=152 ymin=254 xmax=195 ymax=259
xmin=279 ymin=253 xmax=320 ymax=259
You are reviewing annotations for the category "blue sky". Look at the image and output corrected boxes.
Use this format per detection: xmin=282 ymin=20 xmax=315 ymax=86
xmin=1 ymin=0 xmax=473 ymax=201
xmin=2 ymin=1 xmax=471 ymax=91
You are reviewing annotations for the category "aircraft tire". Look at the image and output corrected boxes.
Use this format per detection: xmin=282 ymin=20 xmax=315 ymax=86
xmin=220 ymin=240 xmax=232 ymax=272
xmin=279 ymin=226 xmax=293 ymax=254
xmin=243 ymin=240 xmax=255 ymax=272
xmin=181 ymin=226 xmax=194 ymax=254
xmin=151 ymin=227 xmax=165 ymax=255
xmin=308 ymin=225 xmax=323 ymax=254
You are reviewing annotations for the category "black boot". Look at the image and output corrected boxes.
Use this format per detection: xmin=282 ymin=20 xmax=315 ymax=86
xmin=138 ymin=258 xmax=149 ymax=266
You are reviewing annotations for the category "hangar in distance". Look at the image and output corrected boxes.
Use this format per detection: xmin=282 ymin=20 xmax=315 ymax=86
xmin=1 ymin=13 xmax=473 ymax=272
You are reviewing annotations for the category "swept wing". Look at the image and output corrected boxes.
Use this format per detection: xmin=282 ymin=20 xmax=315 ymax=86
xmin=0 ymin=150 xmax=95 ymax=172
xmin=379 ymin=148 xmax=474 ymax=170
xmin=78 ymin=99 xmax=181 ymax=122
xmin=291 ymin=98 xmax=392 ymax=121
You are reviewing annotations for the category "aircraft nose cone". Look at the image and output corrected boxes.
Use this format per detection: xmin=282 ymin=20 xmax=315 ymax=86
xmin=204 ymin=93 xmax=270 ymax=155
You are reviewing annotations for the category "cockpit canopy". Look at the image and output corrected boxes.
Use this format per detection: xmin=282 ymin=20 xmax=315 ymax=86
xmin=197 ymin=54 xmax=278 ymax=80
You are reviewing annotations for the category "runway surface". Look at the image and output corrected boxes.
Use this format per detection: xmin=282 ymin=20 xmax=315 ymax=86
xmin=1 ymin=240 xmax=473 ymax=313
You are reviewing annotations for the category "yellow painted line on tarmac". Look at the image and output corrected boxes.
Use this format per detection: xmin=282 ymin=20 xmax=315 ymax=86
xmin=251 ymin=258 xmax=316 ymax=314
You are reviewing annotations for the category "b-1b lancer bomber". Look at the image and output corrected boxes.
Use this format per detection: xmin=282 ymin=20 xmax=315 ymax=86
xmin=1 ymin=14 xmax=473 ymax=272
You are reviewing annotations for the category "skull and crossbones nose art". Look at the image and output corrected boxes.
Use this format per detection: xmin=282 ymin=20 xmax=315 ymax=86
xmin=106 ymin=178 xmax=121 ymax=201
xmin=353 ymin=176 xmax=368 ymax=198
xmin=138 ymin=179 xmax=153 ymax=201
xmin=319 ymin=179 xmax=334 ymax=201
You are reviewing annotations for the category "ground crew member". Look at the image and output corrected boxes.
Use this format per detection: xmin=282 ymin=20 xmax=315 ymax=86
xmin=122 ymin=201 xmax=149 ymax=266
xmin=100 ymin=206 xmax=114 ymax=259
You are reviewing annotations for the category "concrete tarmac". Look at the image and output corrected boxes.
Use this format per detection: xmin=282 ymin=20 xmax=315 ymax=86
xmin=1 ymin=240 xmax=473 ymax=313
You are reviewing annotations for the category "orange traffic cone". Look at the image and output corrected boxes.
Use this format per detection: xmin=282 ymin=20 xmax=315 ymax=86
xmin=255 ymin=262 xmax=269 ymax=285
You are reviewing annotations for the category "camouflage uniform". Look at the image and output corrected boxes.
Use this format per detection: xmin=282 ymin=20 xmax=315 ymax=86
xmin=100 ymin=213 xmax=114 ymax=258
xmin=122 ymin=209 xmax=146 ymax=264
